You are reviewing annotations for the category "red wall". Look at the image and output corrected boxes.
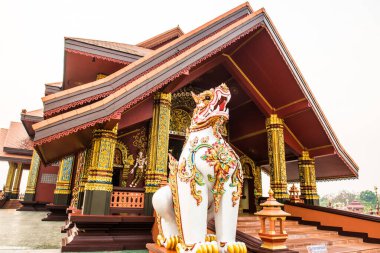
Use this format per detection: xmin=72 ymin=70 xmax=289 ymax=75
xmin=35 ymin=163 xmax=59 ymax=203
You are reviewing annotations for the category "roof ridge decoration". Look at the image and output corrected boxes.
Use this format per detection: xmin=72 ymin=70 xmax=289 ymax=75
xmin=42 ymin=2 xmax=253 ymax=117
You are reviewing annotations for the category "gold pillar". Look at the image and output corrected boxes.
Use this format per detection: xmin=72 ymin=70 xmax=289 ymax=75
xmin=4 ymin=162 xmax=16 ymax=198
xmin=253 ymin=165 xmax=263 ymax=198
xmin=53 ymin=155 xmax=75 ymax=206
xmin=298 ymin=151 xmax=319 ymax=205
xmin=82 ymin=126 xmax=117 ymax=215
xmin=266 ymin=114 xmax=288 ymax=200
xmin=145 ymin=92 xmax=172 ymax=193
xmin=144 ymin=92 xmax=171 ymax=216
xmin=24 ymin=150 xmax=41 ymax=201
xmin=11 ymin=163 xmax=23 ymax=199
xmin=70 ymin=150 xmax=87 ymax=208
xmin=253 ymin=165 xmax=263 ymax=211
xmin=77 ymin=149 xmax=91 ymax=209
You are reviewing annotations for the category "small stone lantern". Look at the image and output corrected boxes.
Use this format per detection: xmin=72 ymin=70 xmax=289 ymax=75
xmin=254 ymin=189 xmax=291 ymax=250
xmin=289 ymin=184 xmax=303 ymax=204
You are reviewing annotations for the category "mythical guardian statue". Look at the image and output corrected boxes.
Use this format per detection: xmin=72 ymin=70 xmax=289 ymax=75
xmin=153 ymin=83 xmax=246 ymax=253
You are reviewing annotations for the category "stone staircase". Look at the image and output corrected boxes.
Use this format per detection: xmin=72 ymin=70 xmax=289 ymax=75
xmin=2 ymin=199 xmax=22 ymax=209
xmin=237 ymin=215 xmax=380 ymax=253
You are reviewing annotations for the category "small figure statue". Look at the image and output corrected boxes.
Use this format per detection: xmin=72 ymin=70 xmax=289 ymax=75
xmin=130 ymin=150 xmax=147 ymax=187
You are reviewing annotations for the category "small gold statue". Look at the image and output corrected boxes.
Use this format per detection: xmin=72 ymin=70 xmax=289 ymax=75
xmin=130 ymin=150 xmax=147 ymax=187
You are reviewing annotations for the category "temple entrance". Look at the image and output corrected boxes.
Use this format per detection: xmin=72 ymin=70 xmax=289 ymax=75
xmin=240 ymin=158 xmax=257 ymax=213
xmin=112 ymin=168 xmax=122 ymax=186
xmin=168 ymin=137 xmax=185 ymax=161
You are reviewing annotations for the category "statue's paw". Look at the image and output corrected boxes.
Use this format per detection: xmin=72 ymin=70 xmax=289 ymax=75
xmin=176 ymin=241 xmax=218 ymax=253
xmin=205 ymin=234 xmax=217 ymax=242
xmin=157 ymin=234 xmax=181 ymax=250
xmin=194 ymin=241 xmax=219 ymax=253
xmin=221 ymin=242 xmax=247 ymax=253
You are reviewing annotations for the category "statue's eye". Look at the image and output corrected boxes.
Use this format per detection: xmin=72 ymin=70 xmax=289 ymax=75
xmin=205 ymin=96 xmax=211 ymax=100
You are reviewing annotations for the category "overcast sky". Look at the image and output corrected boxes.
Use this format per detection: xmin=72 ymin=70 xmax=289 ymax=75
xmin=0 ymin=0 xmax=379 ymax=197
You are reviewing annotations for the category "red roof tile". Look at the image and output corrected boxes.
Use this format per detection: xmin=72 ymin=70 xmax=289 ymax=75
xmin=4 ymin=122 xmax=33 ymax=151
xmin=0 ymin=128 xmax=32 ymax=163
xmin=66 ymin=37 xmax=153 ymax=57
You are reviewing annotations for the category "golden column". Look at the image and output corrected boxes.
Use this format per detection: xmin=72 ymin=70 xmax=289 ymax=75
xmin=266 ymin=114 xmax=289 ymax=201
xmin=70 ymin=150 xmax=87 ymax=208
xmin=3 ymin=162 xmax=16 ymax=198
xmin=11 ymin=163 xmax=23 ymax=199
xmin=77 ymin=149 xmax=91 ymax=209
xmin=254 ymin=165 xmax=263 ymax=210
xmin=82 ymin=126 xmax=117 ymax=215
xmin=145 ymin=92 xmax=171 ymax=215
xmin=53 ymin=155 xmax=75 ymax=206
xmin=24 ymin=150 xmax=41 ymax=201
xmin=298 ymin=151 xmax=319 ymax=205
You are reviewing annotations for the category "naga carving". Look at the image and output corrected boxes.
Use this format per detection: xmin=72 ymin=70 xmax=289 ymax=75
xmin=153 ymin=83 xmax=246 ymax=253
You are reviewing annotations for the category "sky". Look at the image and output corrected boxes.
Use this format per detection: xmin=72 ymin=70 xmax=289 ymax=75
xmin=0 ymin=0 xmax=379 ymax=197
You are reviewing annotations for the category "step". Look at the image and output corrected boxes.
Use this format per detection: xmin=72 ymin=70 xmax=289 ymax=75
xmin=293 ymin=243 xmax=380 ymax=253
xmin=286 ymin=236 xmax=363 ymax=249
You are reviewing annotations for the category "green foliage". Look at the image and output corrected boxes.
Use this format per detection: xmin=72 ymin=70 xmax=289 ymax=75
xmin=359 ymin=190 xmax=377 ymax=210
xmin=320 ymin=189 xmax=379 ymax=212
xmin=334 ymin=190 xmax=356 ymax=205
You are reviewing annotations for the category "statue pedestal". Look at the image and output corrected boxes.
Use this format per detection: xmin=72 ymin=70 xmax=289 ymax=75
xmin=146 ymin=243 xmax=176 ymax=253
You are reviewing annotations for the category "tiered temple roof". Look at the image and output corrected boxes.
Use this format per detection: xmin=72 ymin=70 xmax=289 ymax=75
xmin=13 ymin=2 xmax=356 ymax=181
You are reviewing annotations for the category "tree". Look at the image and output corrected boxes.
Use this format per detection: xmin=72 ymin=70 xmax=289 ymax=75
xmin=334 ymin=190 xmax=356 ymax=205
xmin=359 ymin=190 xmax=377 ymax=208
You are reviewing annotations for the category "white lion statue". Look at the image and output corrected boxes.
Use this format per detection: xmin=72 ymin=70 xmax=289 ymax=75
xmin=153 ymin=83 xmax=246 ymax=253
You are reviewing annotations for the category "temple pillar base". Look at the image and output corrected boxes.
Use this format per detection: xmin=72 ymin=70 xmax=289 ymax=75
xmin=77 ymin=191 xmax=84 ymax=209
xmin=143 ymin=193 xmax=154 ymax=216
xmin=9 ymin=193 xmax=19 ymax=199
xmin=4 ymin=192 xmax=12 ymax=200
xmin=82 ymin=190 xmax=111 ymax=215
xmin=18 ymin=200 xmax=48 ymax=211
xmin=23 ymin=193 xmax=35 ymax=202
xmin=42 ymin=204 xmax=68 ymax=221
xmin=61 ymin=213 xmax=154 ymax=252
xmin=302 ymin=198 xmax=319 ymax=206
xmin=53 ymin=193 xmax=71 ymax=206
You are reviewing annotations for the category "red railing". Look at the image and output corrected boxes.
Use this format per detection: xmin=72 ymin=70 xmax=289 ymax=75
xmin=110 ymin=187 xmax=145 ymax=215
xmin=111 ymin=191 xmax=144 ymax=208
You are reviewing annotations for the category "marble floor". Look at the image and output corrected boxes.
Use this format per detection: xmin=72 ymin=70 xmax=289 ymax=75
xmin=0 ymin=209 xmax=148 ymax=253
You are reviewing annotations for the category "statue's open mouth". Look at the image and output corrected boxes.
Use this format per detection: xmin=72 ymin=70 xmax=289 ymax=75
xmin=201 ymin=93 xmax=230 ymax=119
xmin=213 ymin=95 xmax=228 ymax=112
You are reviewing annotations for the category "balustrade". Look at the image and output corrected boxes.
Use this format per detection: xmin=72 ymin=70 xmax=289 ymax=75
xmin=109 ymin=187 xmax=145 ymax=215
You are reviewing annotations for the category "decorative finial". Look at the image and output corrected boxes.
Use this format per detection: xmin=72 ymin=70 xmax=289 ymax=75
xmin=268 ymin=189 xmax=274 ymax=198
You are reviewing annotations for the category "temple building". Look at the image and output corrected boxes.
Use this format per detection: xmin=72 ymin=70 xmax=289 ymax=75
xmin=3 ymin=3 xmax=378 ymax=252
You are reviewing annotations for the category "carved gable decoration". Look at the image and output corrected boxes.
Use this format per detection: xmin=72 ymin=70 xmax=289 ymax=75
xmin=170 ymin=109 xmax=192 ymax=136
